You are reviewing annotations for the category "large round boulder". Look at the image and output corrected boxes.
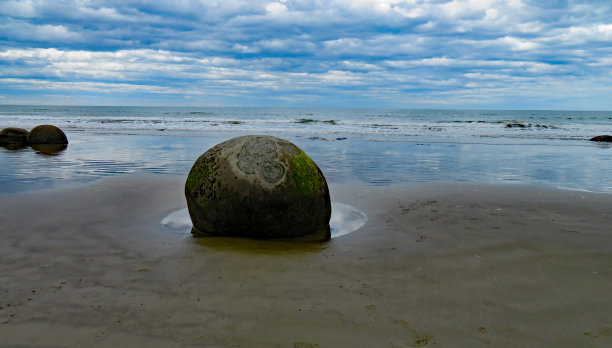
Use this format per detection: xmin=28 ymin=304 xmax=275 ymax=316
xmin=28 ymin=124 xmax=68 ymax=144
xmin=0 ymin=127 xmax=29 ymax=149
xmin=185 ymin=135 xmax=331 ymax=241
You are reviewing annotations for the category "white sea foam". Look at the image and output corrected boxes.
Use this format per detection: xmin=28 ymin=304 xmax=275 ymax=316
xmin=2 ymin=106 xmax=610 ymax=141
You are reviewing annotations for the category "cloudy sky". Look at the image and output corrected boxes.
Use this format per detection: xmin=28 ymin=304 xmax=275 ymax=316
xmin=1 ymin=0 xmax=611 ymax=109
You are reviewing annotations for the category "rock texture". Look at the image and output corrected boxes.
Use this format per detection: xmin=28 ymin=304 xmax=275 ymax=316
xmin=0 ymin=127 xmax=29 ymax=149
xmin=185 ymin=135 xmax=331 ymax=241
xmin=28 ymin=124 xmax=68 ymax=145
xmin=590 ymin=135 xmax=612 ymax=142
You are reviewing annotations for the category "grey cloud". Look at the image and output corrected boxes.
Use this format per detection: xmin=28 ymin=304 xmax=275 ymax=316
xmin=1 ymin=0 xmax=612 ymax=108
xmin=0 ymin=18 xmax=83 ymax=42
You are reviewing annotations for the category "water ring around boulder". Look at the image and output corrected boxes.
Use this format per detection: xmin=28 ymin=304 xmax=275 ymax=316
xmin=162 ymin=202 xmax=367 ymax=239
xmin=327 ymin=203 xmax=368 ymax=238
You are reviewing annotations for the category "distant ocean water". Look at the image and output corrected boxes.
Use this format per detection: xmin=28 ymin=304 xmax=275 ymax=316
xmin=1 ymin=105 xmax=611 ymax=141
xmin=1 ymin=105 xmax=611 ymax=193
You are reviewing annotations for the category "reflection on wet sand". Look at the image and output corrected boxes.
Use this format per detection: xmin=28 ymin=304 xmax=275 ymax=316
xmin=1 ymin=143 xmax=67 ymax=155
xmin=30 ymin=143 xmax=68 ymax=156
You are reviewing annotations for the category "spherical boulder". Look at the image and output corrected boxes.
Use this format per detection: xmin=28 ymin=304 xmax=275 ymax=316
xmin=590 ymin=135 xmax=612 ymax=142
xmin=0 ymin=127 xmax=29 ymax=149
xmin=185 ymin=135 xmax=331 ymax=241
xmin=28 ymin=124 xmax=68 ymax=145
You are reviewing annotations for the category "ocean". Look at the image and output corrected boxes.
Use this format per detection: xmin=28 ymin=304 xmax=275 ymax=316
xmin=1 ymin=105 xmax=611 ymax=194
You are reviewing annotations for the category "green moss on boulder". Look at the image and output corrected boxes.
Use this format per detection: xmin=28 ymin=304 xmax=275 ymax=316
xmin=289 ymin=150 xmax=327 ymax=195
xmin=185 ymin=135 xmax=331 ymax=241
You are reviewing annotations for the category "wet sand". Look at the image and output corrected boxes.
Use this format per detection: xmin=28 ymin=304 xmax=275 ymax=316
xmin=1 ymin=176 xmax=612 ymax=347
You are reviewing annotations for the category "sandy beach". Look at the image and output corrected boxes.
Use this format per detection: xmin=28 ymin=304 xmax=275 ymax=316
xmin=1 ymin=175 xmax=611 ymax=347
xmin=4 ymin=0 xmax=612 ymax=345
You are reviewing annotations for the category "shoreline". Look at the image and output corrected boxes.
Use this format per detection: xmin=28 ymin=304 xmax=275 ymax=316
xmin=1 ymin=176 xmax=612 ymax=346
xmin=3 ymin=133 xmax=612 ymax=195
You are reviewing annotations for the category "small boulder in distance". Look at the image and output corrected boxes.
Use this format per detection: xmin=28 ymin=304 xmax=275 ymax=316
xmin=590 ymin=135 xmax=612 ymax=142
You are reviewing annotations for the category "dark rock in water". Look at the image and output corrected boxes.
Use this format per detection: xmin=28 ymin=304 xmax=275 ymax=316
xmin=28 ymin=125 xmax=68 ymax=144
xmin=506 ymin=123 xmax=528 ymax=128
xmin=30 ymin=143 xmax=68 ymax=155
xmin=295 ymin=118 xmax=337 ymax=125
xmin=0 ymin=127 xmax=29 ymax=149
xmin=295 ymin=118 xmax=316 ymax=124
xmin=185 ymin=135 xmax=331 ymax=241
xmin=590 ymin=135 xmax=612 ymax=142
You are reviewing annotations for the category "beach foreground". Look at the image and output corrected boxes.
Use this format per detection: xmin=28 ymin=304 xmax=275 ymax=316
xmin=1 ymin=176 xmax=612 ymax=347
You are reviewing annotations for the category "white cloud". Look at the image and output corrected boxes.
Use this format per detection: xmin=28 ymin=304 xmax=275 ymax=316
xmin=0 ymin=0 xmax=37 ymax=18
xmin=77 ymin=6 xmax=138 ymax=21
xmin=266 ymin=2 xmax=288 ymax=15
xmin=0 ymin=19 xmax=81 ymax=42
xmin=342 ymin=60 xmax=383 ymax=71
xmin=1 ymin=0 xmax=612 ymax=108
xmin=498 ymin=36 xmax=539 ymax=51
xmin=556 ymin=24 xmax=612 ymax=44
xmin=439 ymin=0 xmax=495 ymax=18
xmin=415 ymin=57 xmax=453 ymax=66
xmin=1 ymin=48 xmax=204 ymax=81
xmin=232 ymin=43 xmax=260 ymax=53
xmin=0 ymin=78 xmax=187 ymax=94
xmin=318 ymin=70 xmax=364 ymax=84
